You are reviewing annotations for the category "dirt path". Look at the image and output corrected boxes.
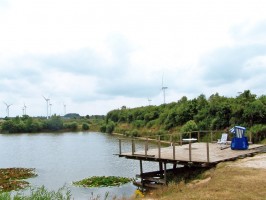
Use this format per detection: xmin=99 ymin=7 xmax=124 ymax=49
xmin=229 ymin=153 xmax=266 ymax=169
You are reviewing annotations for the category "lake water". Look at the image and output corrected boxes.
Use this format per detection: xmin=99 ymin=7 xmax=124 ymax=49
xmin=0 ymin=132 xmax=159 ymax=199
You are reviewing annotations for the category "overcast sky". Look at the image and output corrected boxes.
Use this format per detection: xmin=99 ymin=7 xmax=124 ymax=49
xmin=1 ymin=0 xmax=266 ymax=117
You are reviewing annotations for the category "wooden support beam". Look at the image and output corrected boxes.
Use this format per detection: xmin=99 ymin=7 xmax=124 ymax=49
xmin=198 ymin=131 xmax=200 ymax=142
xmin=140 ymin=160 xmax=143 ymax=174
xmin=131 ymin=139 xmax=135 ymax=155
xmin=206 ymin=142 xmax=210 ymax=163
xmin=145 ymin=138 xmax=148 ymax=157
xmin=158 ymin=138 xmax=161 ymax=159
xmin=119 ymin=139 xmax=122 ymax=155
xmin=173 ymin=142 xmax=175 ymax=160
xmin=140 ymin=160 xmax=144 ymax=191
xmin=189 ymin=141 xmax=192 ymax=162
xmin=164 ymin=162 xmax=167 ymax=184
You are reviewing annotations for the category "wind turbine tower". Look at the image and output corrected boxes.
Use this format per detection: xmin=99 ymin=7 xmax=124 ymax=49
xmin=43 ymin=96 xmax=50 ymax=119
xmin=24 ymin=103 xmax=27 ymax=115
xmin=22 ymin=107 xmax=25 ymax=116
xmin=148 ymin=98 xmax=152 ymax=106
xmin=161 ymin=75 xmax=168 ymax=104
xmin=49 ymin=103 xmax=52 ymax=117
xmin=64 ymin=104 xmax=66 ymax=116
xmin=3 ymin=102 xmax=12 ymax=117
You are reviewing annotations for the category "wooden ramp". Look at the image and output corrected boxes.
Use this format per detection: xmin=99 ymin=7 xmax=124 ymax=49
xmin=119 ymin=142 xmax=264 ymax=166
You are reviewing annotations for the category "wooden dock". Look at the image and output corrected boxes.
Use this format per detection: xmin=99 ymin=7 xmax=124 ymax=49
xmin=119 ymin=142 xmax=264 ymax=166
xmin=117 ymin=137 xmax=265 ymax=190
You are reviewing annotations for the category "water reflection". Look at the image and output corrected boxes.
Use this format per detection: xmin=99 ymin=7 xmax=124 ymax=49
xmin=0 ymin=132 xmax=158 ymax=199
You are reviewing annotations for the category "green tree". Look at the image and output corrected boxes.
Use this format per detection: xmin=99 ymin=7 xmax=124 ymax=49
xmin=45 ymin=115 xmax=63 ymax=131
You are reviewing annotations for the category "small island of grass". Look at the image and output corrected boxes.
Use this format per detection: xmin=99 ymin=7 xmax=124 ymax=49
xmin=0 ymin=168 xmax=37 ymax=192
xmin=73 ymin=176 xmax=133 ymax=188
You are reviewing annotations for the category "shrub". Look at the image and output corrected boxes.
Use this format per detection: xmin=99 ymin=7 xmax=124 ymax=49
xmin=106 ymin=121 xmax=115 ymax=133
xmin=181 ymin=120 xmax=198 ymax=133
xmin=130 ymin=129 xmax=140 ymax=137
xmin=82 ymin=123 xmax=89 ymax=130
xmin=100 ymin=125 xmax=106 ymax=133
xmin=132 ymin=120 xmax=145 ymax=128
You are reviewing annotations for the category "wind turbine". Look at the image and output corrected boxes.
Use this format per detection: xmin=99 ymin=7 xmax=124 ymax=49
xmin=49 ymin=103 xmax=52 ymax=117
xmin=161 ymin=74 xmax=168 ymax=104
xmin=43 ymin=96 xmax=50 ymax=119
xmin=24 ymin=103 xmax=27 ymax=115
xmin=148 ymin=98 xmax=152 ymax=106
xmin=63 ymin=104 xmax=66 ymax=116
xmin=3 ymin=102 xmax=12 ymax=117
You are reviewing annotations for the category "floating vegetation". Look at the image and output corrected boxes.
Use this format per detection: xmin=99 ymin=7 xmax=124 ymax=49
xmin=0 ymin=168 xmax=37 ymax=192
xmin=73 ymin=176 xmax=133 ymax=188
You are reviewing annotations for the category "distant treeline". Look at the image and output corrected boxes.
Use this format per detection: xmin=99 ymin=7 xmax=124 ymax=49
xmin=0 ymin=115 xmax=105 ymax=133
xmin=102 ymin=90 xmax=266 ymax=142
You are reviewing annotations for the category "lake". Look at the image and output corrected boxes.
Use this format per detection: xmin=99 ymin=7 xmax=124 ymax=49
xmin=0 ymin=132 xmax=158 ymax=199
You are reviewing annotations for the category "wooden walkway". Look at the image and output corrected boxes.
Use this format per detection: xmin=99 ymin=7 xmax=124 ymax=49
xmin=117 ymin=139 xmax=265 ymax=190
xmin=118 ymin=141 xmax=264 ymax=166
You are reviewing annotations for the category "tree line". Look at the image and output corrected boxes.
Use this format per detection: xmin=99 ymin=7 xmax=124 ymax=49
xmin=103 ymin=90 xmax=266 ymax=142
xmin=0 ymin=115 xmax=105 ymax=133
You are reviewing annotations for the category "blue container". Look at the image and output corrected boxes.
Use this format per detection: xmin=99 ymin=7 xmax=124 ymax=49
xmin=230 ymin=126 xmax=249 ymax=150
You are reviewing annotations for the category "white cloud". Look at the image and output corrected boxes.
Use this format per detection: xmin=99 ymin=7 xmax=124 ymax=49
xmin=1 ymin=0 xmax=266 ymax=117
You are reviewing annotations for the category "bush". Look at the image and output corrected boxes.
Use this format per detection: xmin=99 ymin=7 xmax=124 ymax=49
xmin=106 ymin=121 xmax=115 ymax=133
xmin=132 ymin=120 xmax=145 ymax=128
xmin=100 ymin=125 xmax=106 ymax=133
xmin=45 ymin=115 xmax=63 ymax=131
xmin=82 ymin=123 xmax=89 ymax=130
xmin=181 ymin=120 xmax=198 ymax=133
xmin=130 ymin=129 xmax=140 ymax=137
xmin=249 ymin=124 xmax=266 ymax=143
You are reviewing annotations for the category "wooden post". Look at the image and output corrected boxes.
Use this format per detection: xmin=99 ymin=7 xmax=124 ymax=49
xmin=173 ymin=142 xmax=175 ymax=160
xmin=131 ymin=139 xmax=135 ymax=155
xmin=159 ymin=162 xmax=163 ymax=179
xmin=164 ymin=162 xmax=167 ymax=185
xmin=159 ymin=162 xmax=163 ymax=172
xmin=211 ymin=131 xmax=213 ymax=143
xmin=173 ymin=163 xmax=177 ymax=170
xmin=189 ymin=141 xmax=192 ymax=162
xmin=140 ymin=160 xmax=143 ymax=174
xmin=198 ymin=131 xmax=200 ymax=142
xmin=145 ymin=138 xmax=148 ymax=157
xmin=206 ymin=141 xmax=210 ymax=163
xmin=158 ymin=137 xmax=161 ymax=159
xmin=119 ymin=139 xmax=122 ymax=155
xmin=140 ymin=160 xmax=144 ymax=190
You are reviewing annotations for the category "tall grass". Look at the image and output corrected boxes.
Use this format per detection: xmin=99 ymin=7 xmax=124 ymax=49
xmin=0 ymin=186 xmax=71 ymax=200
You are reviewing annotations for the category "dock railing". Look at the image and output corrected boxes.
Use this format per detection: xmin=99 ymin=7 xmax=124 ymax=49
xmin=118 ymin=130 xmax=226 ymax=163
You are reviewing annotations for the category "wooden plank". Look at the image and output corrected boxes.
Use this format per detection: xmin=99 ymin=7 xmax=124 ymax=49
xmin=119 ymin=142 xmax=265 ymax=166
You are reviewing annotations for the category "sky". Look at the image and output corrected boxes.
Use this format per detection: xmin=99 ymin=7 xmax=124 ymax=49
xmin=0 ymin=0 xmax=266 ymax=117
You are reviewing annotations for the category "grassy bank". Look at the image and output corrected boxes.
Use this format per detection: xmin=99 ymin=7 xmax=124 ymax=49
xmin=146 ymin=154 xmax=266 ymax=200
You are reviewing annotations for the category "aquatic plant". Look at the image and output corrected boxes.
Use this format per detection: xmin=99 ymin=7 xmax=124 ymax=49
xmin=73 ymin=176 xmax=133 ymax=188
xmin=0 ymin=168 xmax=37 ymax=192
